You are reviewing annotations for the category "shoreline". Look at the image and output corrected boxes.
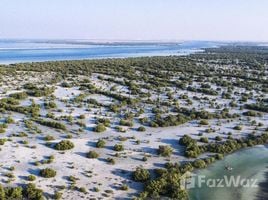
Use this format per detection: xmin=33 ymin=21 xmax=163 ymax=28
xmin=0 ymin=40 xmax=217 ymax=65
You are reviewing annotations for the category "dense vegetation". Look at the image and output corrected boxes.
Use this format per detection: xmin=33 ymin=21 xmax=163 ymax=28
xmin=0 ymin=183 xmax=44 ymax=200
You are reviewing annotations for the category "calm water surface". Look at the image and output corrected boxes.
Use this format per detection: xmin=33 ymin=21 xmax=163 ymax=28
xmin=189 ymin=145 xmax=268 ymax=200
xmin=0 ymin=40 xmax=219 ymax=64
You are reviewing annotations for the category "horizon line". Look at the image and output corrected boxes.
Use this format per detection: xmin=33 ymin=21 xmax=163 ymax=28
xmin=0 ymin=38 xmax=267 ymax=44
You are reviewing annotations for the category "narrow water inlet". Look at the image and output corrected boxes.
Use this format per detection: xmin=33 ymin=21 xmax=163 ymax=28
xmin=189 ymin=145 xmax=268 ymax=200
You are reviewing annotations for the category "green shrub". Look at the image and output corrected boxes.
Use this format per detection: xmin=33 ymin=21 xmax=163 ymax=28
xmin=39 ymin=168 xmax=57 ymax=178
xmin=24 ymin=183 xmax=44 ymax=200
xmin=96 ymin=139 xmax=105 ymax=148
xmin=106 ymin=157 xmax=115 ymax=165
xmin=0 ymin=185 xmax=5 ymax=199
xmin=243 ymin=111 xmax=257 ymax=116
xmin=119 ymin=119 xmax=133 ymax=127
xmin=93 ymin=123 xmax=106 ymax=132
xmin=34 ymin=119 xmax=66 ymax=130
xmin=0 ymin=128 xmax=6 ymax=134
xmin=233 ymin=125 xmax=242 ymax=130
xmin=192 ymin=159 xmax=207 ymax=168
xmin=78 ymin=114 xmax=85 ymax=119
xmin=9 ymin=92 xmax=28 ymax=100
xmin=120 ymin=184 xmax=129 ymax=191
xmin=27 ymin=175 xmax=36 ymax=181
xmin=157 ymin=145 xmax=173 ymax=157
xmin=65 ymin=134 xmax=72 ymax=139
xmin=132 ymin=167 xmax=150 ymax=182
xmin=97 ymin=118 xmax=110 ymax=127
xmin=44 ymin=101 xmax=57 ymax=109
xmin=200 ymin=137 xmax=209 ymax=143
xmin=215 ymin=136 xmax=222 ymax=141
xmin=55 ymin=140 xmax=74 ymax=150
xmin=142 ymin=156 xmax=148 ymax=162
xmin=54 ymin=191 xmax=62 ymax=200
xmin=86 ymin=151 xmax=99 ymax=159
xmin=68 ymin=176 xmax=78 ymax=183
xmin=0 ymin=138 xmax=7 ymax=145
xmin=179 ymin=135 xmax=203 ymax=158
xmin=113 ymin=144 xmax=124 ymax=151
xmin=137 ymin=126 xmax=146 ymax=132
xmin=79 ymin=187 xmax=87 ymax=194
xmin=115 ymin=126 xmax=126 ymax=132
xmin=6 ymin=116 xmax=14 ymax=124
xmin=44 ymin=135 xmax=55 ymax=141
xmin=179 ymin=135 xmax=196 ymax=146
xmin=215 ymin=153 xmax=224 ymax=160
xmin=118 ymin=136 xmax=127 ymax=141
xmin=4 ymin=186 xmax=23 ymax=199
xmin=199 ymin=119 xmax=209 ymax=125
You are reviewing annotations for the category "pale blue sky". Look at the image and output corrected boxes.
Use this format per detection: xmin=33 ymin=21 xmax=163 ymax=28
xmin=0 ymin=0 xmax=267 ymax=41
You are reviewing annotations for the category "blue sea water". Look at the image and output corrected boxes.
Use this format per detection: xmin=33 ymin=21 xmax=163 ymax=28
xmin=0 ymin=40 xmax=219 ymax=64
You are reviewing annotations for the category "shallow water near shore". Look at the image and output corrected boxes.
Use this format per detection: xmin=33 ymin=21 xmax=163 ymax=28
xmin=189 ymin=145 xmax=268 ymax=200
xmin=0 ymin=40 xmax=219 ymax=64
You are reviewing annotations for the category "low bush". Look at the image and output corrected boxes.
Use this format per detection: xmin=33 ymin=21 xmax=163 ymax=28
xmin=215 ymin=136 xmax=222 ymax=141
xmin=113 ymin=144 xmax=124 ymax=151
xmin=39 ymin=168 xmax=56 ymax=178
xmin=132 ymin=167 xmax=150 ymax=182
xmin=119 ymin=119 xmax=133 ymax=127
xmin=93 ymin=123 xmax=106 ymax=132
xmin=9 ymin=92 xmax=28 ymax=100
xmin=44 ymin=101 xmax=57 ymax=109
xmin=34 ymin=119 xmax=66 ymax=130
xmin=120 ymin=184 xmax=129 ymax=191
xmin=192 ymin=159 xmax=207 ymax=168
xmin=96 ymin=139 xmax=105 ymax=148
xmin=106 ymin=157 xmax=115 ymax=165
xmin=0 ymin=138 xmax=7 ymax=145
xmin=97 ymin=118 xmax=110 ymax=127
xmin=6 ymin=116 xmax=14 ymax=124
xmin=86 ymin=150 xmax=99 ymax=159
xmin=233 ymin=125 xmax=242 ymax=130
xmin=44 ymin=135 xmax=55 ymax=141
xmin=157 ymin=145 xmax=173 ymax=157
xmin=200 ymin=137 xmax=209 ymax=143
xmin=2 ymin=186 xmax=23 ymax=199
xmin=27 ymin=175 xmax=36 ymax=181
xmin=137 ymin=126 xmax=146 ymax=132
xmin=199 ymin=119 xmax=209 ymax=125
xmin=24 ymin=183 xmax=44 ymax=200
xmin=54 ymin=191 xmax=62 ymax=200
xmin=54 ymin=140 xmax=74 ymax=150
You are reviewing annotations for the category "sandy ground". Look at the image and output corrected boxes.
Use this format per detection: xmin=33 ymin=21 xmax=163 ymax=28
xmin=0 ymin=71 xmax=266 ymax=199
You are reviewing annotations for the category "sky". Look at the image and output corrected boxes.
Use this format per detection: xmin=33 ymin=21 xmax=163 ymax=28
xmin=0 ymin=0 xmax=268 ymax=41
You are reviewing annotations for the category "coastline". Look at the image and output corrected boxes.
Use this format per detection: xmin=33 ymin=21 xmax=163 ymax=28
xmin=0 ymin=40 xmax=217 ymax=65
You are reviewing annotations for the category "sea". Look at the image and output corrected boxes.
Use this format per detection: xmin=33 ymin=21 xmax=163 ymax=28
xmin=0 ymin=39 xmax=220 ymax=64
